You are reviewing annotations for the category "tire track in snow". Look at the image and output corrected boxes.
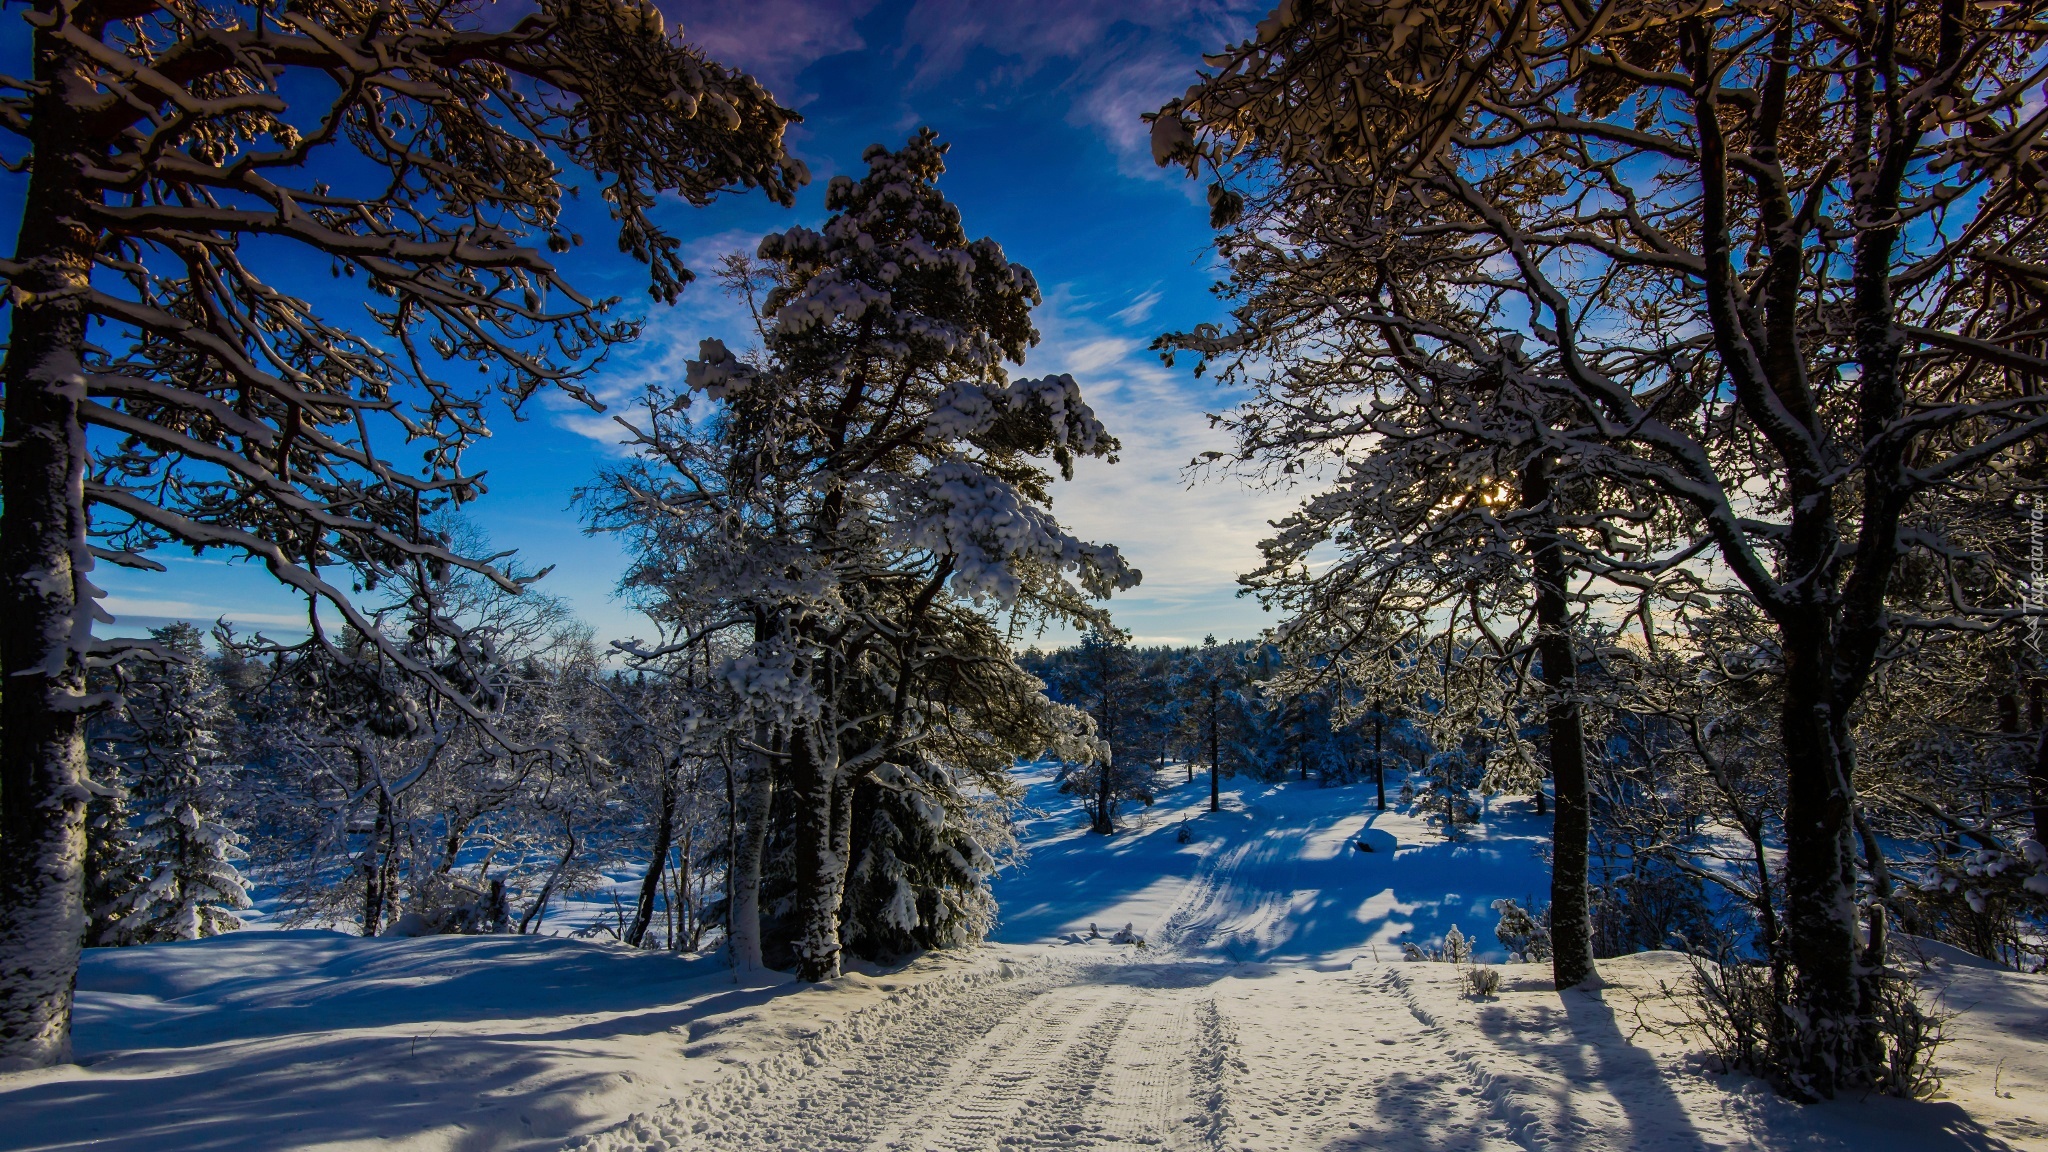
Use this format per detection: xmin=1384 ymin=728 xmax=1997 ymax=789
xmin=567 ymin=959 xmax=1069 ymax=1152
xmin=1078 ymin=987 xmax=1197 ymax=1149
xmin=1154 ymin=838 xmax=1259 ymax=955
xmin=869 ymin=981 xmax=1134 ymax=1151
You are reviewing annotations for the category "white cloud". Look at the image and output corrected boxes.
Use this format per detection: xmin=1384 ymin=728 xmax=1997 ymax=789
xmin=1021 ymin=288 xmax=1297 ymax=640
xmin=1111 ymin=287 xmax=1162 ymax=327
xmin=101 ymin=594 xmax=312 ymax=631
xmin=659 ymin=0 xmax=880 ymax=105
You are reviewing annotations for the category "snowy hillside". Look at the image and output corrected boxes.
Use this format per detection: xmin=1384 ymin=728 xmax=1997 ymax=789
xmin=1 ymin=769 xmax=2042 ymax=1151
xmin=990 ymin=763 xmax=1553 ymax=964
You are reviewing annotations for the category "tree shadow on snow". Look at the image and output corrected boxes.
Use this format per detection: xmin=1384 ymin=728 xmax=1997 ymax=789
xmin=1474 ymin=983 xmax=2022 ymax=1152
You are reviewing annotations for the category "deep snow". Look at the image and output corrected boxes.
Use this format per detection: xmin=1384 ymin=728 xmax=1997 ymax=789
xmin=0 ymin=768 xmax=2042 ymax=1151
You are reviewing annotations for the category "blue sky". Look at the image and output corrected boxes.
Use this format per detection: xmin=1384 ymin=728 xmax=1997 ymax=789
xmin=11 ymin=0 xmax=1303 ymax=651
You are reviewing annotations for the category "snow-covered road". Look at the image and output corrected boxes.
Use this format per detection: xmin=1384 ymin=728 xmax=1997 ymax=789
xmin=4 ymin=770 xmax=2044 ymax=1151
xmin=580 ymin=956 xmax=1236 ymax=1152
xmin=574 ymin=770 xmax=2048 ymax=1152
xmin=570 ymin=943 xmax=2045 ymax=1152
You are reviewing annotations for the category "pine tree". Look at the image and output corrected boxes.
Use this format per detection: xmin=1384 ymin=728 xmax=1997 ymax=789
xmin=81 ymin=757 xmax=150 ymax=948
xmin=1414 ymin=749 xmax=1479 ymax=840
xmin=116 ymin=626 xmax=251 ymax=943
xmin=839 ymin=759 xmax=1007 ymax=958
xmin=589 ymin=131 xmax=1134 ymax=980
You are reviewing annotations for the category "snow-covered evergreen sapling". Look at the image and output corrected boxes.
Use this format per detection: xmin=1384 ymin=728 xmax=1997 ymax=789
xmin=116 ymin=626 xmax=252 ymax=942
xmin=81 ymin=750 xmax=150 ymax=948
xmin=1415 ymin=749 xmax=1480 ymax=838
xmin=1492 ymin=898 xmax=1553 ymax=963
xmin=1442 ymin=923 xmax=1472 ymax=965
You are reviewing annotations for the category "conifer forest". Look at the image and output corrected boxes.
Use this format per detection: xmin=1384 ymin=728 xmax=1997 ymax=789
xmin=2 ymin=1 xmax=2047 ymax=1150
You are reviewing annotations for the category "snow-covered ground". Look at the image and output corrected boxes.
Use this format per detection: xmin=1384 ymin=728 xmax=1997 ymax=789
xmin=992 ymin=762 xmax=1552 ymax=963
xmin=3 ymin=769 xmax=2044 ymax=1151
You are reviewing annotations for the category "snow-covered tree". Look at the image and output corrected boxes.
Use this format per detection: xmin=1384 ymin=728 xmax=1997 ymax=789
xmin=103 ymin=625 xmax=251 ymax=942
xmin=80 ymin=759 xmax=149 ymax=948
xmin=1160 ymin=0 xmax=2048 ymax=1097
xmin=1169 ymin=639 xmax=1262 ymax=813
xmin=587 ymin=130 xmax=1137 ymax=980
xmin=237 ymin=531 xmax=612 ymax=938
xmin=1043 ymin=628 xmax=1158 ymax=833
xmin=1492 ymin=898 xmax=1552 ymax=964
xmin=0 ymin=0 xmax=805 ymax=1065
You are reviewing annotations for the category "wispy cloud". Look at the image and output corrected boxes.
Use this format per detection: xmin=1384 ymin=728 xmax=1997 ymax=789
xmin=102 ymin=594 xmax=312 ymax=631
xmin=1111 ymin=287 xmax=1163 ymax=327
xmin=899 ymin=0 xmax=1259 ymax=178
xmin=1021 ymin=288 xmax=1296 ymax=639
xmin=666 ymin=0 xmax=1261 ymax=178
xmin=543 ymin=258 xmax=767 ymax=454
xmin=660 ymin=0 xmax=881 ymax=104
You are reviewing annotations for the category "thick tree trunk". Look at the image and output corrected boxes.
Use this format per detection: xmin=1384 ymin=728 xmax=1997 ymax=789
xmin=1780 ymin=625 xmax=1872 ymax=1095
xmin=788 ymin=728 xmax=847 ymax=981
xmin=1523 ymin=459 xmax=1593 ymax=991
xmin=727 ymin=727 xmax=774 ymax=972
xmin=0 ymin=50 xmax=101 ymax=1068
xmin=625 ymin=759 xmax=677 ymax=948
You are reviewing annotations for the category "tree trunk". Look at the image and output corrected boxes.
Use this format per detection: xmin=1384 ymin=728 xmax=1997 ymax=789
xmin=2030 ymin=682 xmax=2048 ymax=848
xmin=362 ymin=790 xmax=394 ymax=937
xmin=2031 ymin=727 xmax=2048 ymax=850
xmin=518 ymin=823 xmax=579 ymax=935
xmin=1780 ymin=626 xmax=1871 ymax=1094
xmin=1208 ymin=683 xmax=1221 ymax=813
xmin=727 ymin=727 xmax=775 ymax=972
xmin=625 ymin=758 xmax=677 ymax=948
xmin=788 ymin=727 xmax=847 ymax=981
xmin=676 ymin=828 xmax=694 ymax=951
xmin=1373 ymin=709 xmax=1385 ymax=812
xmin=1523 ymin=459 xmax=1594 ymax=991
xmin=0 ymin=50 xmax=101 ymax=1068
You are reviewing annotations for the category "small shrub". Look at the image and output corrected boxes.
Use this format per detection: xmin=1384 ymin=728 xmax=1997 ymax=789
xmin=1676 ymin=954 xmax=1948 ymax=1101
xmin=1465 ymin=964 xmax=1503 ymax=999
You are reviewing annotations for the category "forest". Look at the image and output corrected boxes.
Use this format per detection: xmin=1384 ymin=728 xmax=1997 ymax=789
xmin=1 ymin=0 xmax=2045 ymax=1121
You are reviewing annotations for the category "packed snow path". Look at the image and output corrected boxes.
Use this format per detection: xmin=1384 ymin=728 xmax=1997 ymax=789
xmin=4 ymin=772 xmax=2043 ymax=1151
xmin=572 ymin=947 xmax=2043 ymax=1152
xmin=570 ymin=772 xmax=2045 ymax=1152
xmin=593 ymin=956 xmax=1237 ymax=1152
